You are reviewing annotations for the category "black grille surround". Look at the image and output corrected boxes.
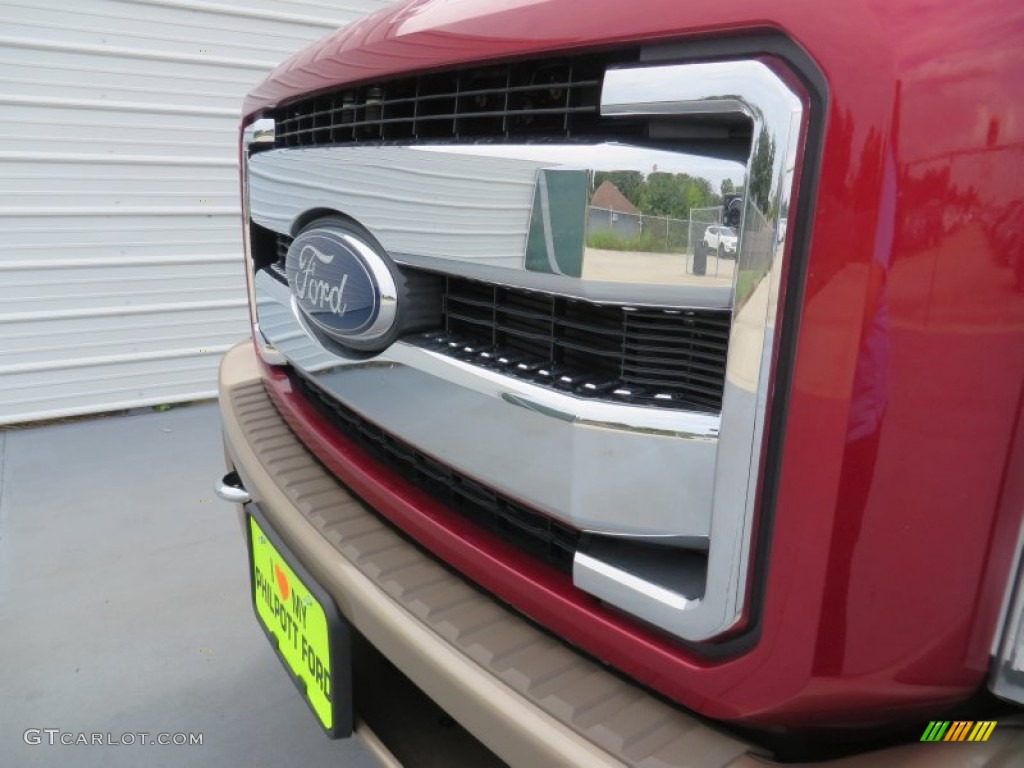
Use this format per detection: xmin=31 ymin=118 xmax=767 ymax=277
xmin=270 ymin=51 xmax=644 ymax=148
xmin=263 ymin=230 xmax=730 ymax=412
xmin=287 ymin=369 xmax=580 ymax=573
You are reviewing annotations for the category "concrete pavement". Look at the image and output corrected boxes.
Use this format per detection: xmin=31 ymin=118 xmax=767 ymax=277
xmin=0 ymin=403 xmax=378 ymax=767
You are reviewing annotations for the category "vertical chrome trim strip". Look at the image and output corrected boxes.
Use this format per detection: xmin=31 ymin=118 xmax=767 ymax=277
xmin=574 ymin=60 xmax=805 ymax=640
xmin=242 ymin=118 xmax=287 ymax=365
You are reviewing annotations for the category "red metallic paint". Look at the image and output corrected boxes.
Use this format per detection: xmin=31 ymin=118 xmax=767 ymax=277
xmin=243 ymin=0 xmax=1024 ymax=728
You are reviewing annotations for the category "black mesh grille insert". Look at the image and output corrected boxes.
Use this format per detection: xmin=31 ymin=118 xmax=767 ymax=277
xmin=287 ymin=369 xmax=580 ymax=572
xmin=424 ymin=276 xmax=730 ymax=412
xmin=271 ymin=51 xmax=644 ymax=147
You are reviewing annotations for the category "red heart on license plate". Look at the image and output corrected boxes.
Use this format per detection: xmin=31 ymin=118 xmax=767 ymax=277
xmin=274 ymin=563 xmax=290 ymax=602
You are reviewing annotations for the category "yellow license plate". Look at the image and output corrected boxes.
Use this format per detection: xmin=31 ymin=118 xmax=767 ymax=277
xmin=247 ymin=512 xmax=350 ymax=737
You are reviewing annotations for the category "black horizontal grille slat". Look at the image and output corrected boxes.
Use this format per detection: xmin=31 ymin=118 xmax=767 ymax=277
xmin=624 ymin=349 xmax=726 ymax=364
xmin=270 ymin=51 xmax=644 ymax=148
xmin=448 ymin=313 xmax=495 ymax=326
xmin=621 ymin=368 xmax=726 ymax=390
xmin=287 ymin=370 xmax=579 ymax=573
xmin=631 ymin=362 xmax=729 ymax=383
xmin=447 ymin=296 xmax=494 ymax=310
xmin=625 ymin=334 xmax=730 ymax=349
xmin=556 ymin=341 xmax=621 ymax=359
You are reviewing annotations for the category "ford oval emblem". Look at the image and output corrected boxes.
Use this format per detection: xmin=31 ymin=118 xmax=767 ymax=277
xmin=286 ymin=224 xmax=398 ymax=350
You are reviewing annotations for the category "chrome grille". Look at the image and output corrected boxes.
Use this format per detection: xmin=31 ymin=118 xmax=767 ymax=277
xmin=246 ymin=54 xmax=811 ymax=644
xmin=271 ymin=51 xmax=643 ymax=147
xmin=288 ymin=369 xmax=580 ymax=572
xmin=268 ymin=230 xmax=729 ymax=412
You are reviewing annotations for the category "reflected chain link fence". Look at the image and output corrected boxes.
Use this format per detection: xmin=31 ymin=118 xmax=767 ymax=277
xmin=687 ymin=206 xmax=724 ymax=277
xmin=586 ymin=205 xmax=734 ymax=277
xmin=587 ymin=206 xmax=690 ymax=253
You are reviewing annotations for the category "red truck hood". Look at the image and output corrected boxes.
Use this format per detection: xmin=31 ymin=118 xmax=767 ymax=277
xmin=244 ymin=0 xmax=802 ymax=116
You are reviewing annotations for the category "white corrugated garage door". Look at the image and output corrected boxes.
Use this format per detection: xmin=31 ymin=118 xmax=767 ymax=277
xmin=0 ymin=0 xmax=396 ymax=424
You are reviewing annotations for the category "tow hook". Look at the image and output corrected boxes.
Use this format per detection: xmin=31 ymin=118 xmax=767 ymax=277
xmin=215 ymin=470 xmax=251 ymax=504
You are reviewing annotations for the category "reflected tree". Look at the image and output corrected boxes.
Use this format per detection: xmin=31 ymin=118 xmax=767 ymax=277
xmin=592 ymin=171 xmax=644 ymax=208
xmin=593 ymin=170 xmax=718 ymax=219
xmin=638 ymin=173 xmax=716 ymax=218
xmin=748 ymin=125 xmax=777 ymax=215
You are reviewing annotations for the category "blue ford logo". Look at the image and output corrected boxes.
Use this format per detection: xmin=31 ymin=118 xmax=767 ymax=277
xmin=286 ymin=224 xmax=398 ymax=350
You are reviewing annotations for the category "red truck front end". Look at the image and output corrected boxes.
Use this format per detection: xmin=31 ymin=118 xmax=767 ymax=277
xmin=217 ymin=0 xmax=1024 ymax=763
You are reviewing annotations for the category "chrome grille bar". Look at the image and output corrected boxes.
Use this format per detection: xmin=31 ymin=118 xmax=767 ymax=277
xmin=263 ymin=228 xmax=731 ymax=411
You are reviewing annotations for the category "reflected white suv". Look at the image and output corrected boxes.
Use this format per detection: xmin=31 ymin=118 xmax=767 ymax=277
xmin=702 ymin=225 xmax=738 ymax=258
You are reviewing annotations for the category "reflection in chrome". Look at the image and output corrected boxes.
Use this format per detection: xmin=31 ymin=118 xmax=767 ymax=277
xmin=576 ymin=551 xmax=700 ymax=611
xmin=243 ymin=117 xmax=286 ymax=365
xmin=254 ymin=268 xmax=718 ymax=541
xmin=248 ymin=143 xmax=743 ymax=308
xmin=242 ymin=59 xmax=805 ymax=641
xmin=243 ymin=117 xmax=275 ymax=149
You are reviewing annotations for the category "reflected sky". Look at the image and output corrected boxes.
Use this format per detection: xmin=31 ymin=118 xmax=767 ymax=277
xmin=419 ymin=143 xmax=744 ymax=189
